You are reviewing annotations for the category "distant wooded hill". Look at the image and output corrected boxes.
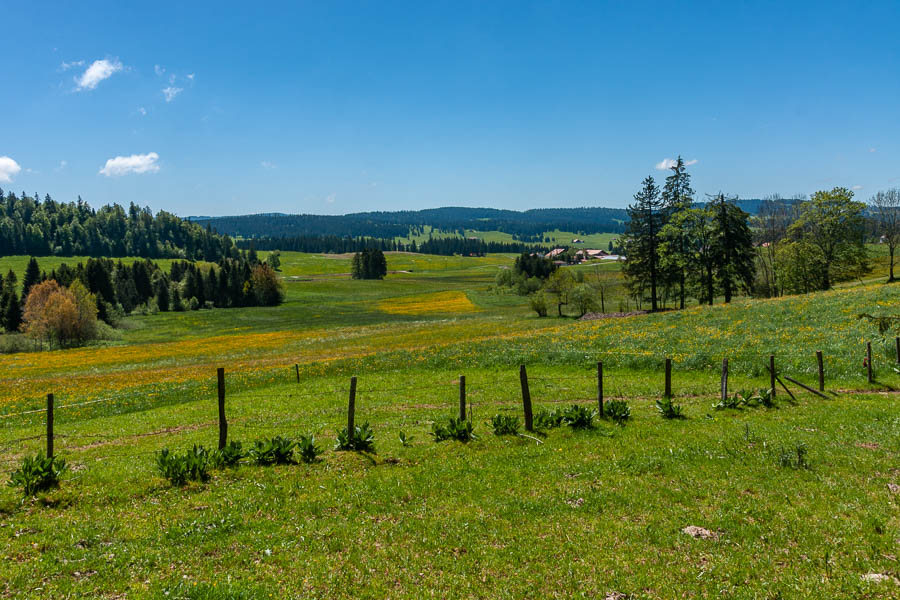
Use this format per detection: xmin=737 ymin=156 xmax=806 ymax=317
xmin=191 ymin=202 xmax=769 ymax=241
xmin=189 ymin=206 xmax=631 ymax=240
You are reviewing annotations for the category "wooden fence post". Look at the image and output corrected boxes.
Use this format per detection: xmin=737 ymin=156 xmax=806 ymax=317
xmin=597 ymin=361 xmax=604 ymax=417
xmin=816 ymin=351 xmax=824 ymax=392
xmin=217 ymin=367 xmax=227 ymax=450
xmin=867 ymin=342 xmax=873 ymax=383
xmin=348 ymin=376 xmax=357 ymax=435
xmin=459 ymin=375 xmax=466 ymax=421
xmin=46 ymin=393 xmax=54 ymax=458
xmin=896 ymin=337 xmax=900 ymax=365
xmin=769 ymin=355 xmax=776 ymax=398
xmin=520 ymin=365 xmax=533 ymax=432
xmin=295 ymin=363 xmax=300 ymax=383
xmin=721 ymin=358 xmax=729 ymax=404
xmin=664 ymin=358 xmax=672 ymax=398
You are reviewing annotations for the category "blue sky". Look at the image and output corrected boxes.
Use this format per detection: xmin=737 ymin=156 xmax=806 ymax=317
xmin=2 ymin=1 xmax=898 ymax=216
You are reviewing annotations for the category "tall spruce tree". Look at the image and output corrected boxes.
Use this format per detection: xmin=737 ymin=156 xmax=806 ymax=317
xmin=622 ymin=176 xmax=664 ymax=311
xmin=709 ymin=193 xmax=755 ymax=303
xmin=660 ymin=156 xmax=695 ymax=309
xmin=21 ymin=257 xmax=41 ymax=302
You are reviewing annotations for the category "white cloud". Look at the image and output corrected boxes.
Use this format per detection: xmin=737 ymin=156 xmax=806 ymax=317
xmin=655 ymin=157 xmax=698 ymax=170
xmin=261 ymin=161 xmax=277 ymax=170
xmin=869 ymin=148 xmax=877 ymax=153
xmin=137 ymin=106 xmax=147 ymax=116
xmin=59 ymin=60 xmax=85 ymax=71
xmin=326 ymin=193 xmax=336 ymax=204
xmin=98 ymin=152 xmax=160 ymax=177
xmin=55 ymin=160 xmax=68 ymax=172
xmin=0 ymin=156 xmax=22 ymax=183
xmin=75 ymin=59 xmax=123 ymax=91
xmin=162 ymin=86 xmax=183 ymax=102
xmin=186 ymin=73 xmax=195 ymax=81
xmin=154 ymin=64 xmax=165 ymax=76
xmin=852 ymin=185 xmax=864 ymax=191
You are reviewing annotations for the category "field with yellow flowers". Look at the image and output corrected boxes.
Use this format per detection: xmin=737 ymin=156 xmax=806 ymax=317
xmin=3 ymin=251 xmax=900 ymax=599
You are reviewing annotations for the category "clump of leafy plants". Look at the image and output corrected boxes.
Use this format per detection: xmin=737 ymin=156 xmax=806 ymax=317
xmin=604 ymin=400 xmax=631 ymax=425
xmin=778 ymin=442 xmax=810 ymax=469
xmin=656 ymin=397 xmax=685 ymax=419
xmin=561 ymin=404 xmax=596 ymax=430
xmin=210 ymin=441 xmax=245 ymax=468
xmin=296 ymin=434 xmax=323 ymax=464
xmin=8 ymin=453 xmax=68 ymax=497
xmin=491 ymin=414 xmax=521 ymax=436
xmin=534 ymin=408 xmax=565 ymax=430
xmin=398 ymin=431 xmax=412 ymax=447
xmin=155 ymin=445 xmax=211 ymax=486
xmin=250 ymin=436 xmax=296 ymax=465
xmin=714 ymin=388 xmax=776 ymax=410
xmin=431 ymin=417 xmax=476 ymax=442
xmin=335 ymin=422 xmax=376 ymax=453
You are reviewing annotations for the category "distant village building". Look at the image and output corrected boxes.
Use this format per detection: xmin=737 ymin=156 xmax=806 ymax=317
xmin=545 ymin=248 xmax=567 ymax=259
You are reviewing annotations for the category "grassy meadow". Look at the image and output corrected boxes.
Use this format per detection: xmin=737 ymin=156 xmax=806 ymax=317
xmin=2 ymin=250 xmax=900 ymax=598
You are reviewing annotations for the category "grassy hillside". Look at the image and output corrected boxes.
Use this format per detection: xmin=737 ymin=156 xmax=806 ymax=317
xmin=3 ymin=250 xmax=900 ymax=597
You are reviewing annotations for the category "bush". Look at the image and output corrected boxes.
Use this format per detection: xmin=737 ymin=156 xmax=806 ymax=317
xmin=656 ymin=397 xmax=685 ymax=419
xmin=156 ymin=446 xmax=211 ymax=486
xmin=296 ymin=435 xmax=323 ymax=464
xmin=335 ymin=422 xmax=376 ymax=453
xmin=491 ymin=414 xmax=521 ymax=436
xmin=249 ymin=436 xmax=296 ymax=465
xmin=210 ymin=441 xmax=245 ymax=468
xmin=605 ymin=400 xmax=631 ymax=425
xmin=529 ymin=293 xmax=549 ymax=317
xmin=8 ymin=453 xmax=68 ymax=496
xmin=431 ymin=417 xmax=476 ymax=442
xmin=534 ymin=408 xmax=565 ymax=430
xmin=562 ymin=404 xmax=596 ymax=430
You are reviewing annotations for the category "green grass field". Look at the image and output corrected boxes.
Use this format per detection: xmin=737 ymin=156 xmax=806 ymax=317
xmin=3 ymin=250 xmax=900 ymax=598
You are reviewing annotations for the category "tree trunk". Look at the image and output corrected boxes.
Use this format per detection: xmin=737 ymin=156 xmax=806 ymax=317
xmin=890 ymin=247 xmax=895 ymax=282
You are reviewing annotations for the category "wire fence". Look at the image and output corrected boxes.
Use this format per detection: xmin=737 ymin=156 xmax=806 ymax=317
xmin=1 ymin=341 xmax=896 ymax=469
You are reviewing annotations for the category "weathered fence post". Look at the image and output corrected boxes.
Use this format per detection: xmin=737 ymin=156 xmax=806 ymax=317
xmin=721 ymin=358 xmax=729 ymax=404
xmin=664 ymin=358 xmax=672 ymax=398
xmin=519 ymin=365 xmax=533 ymax=432
xmin=217 ymin=367 xmax=227 ymax=450
xmin=597 ymin=361 xmax=604 ymax=417
xmin=458 ymin=375 xmax=466 ymax=421
xmin=46 ymin=393 xmax=54 ymax=458
xmin=348 ymin=376 xmax=357 ymax=435
xmin=867 ymin=342 xmax=873 ymax=383
xmin=896 ymin=337 xmax=900 ymax=365
xmin=769 ymin=355 xmax=776 ymax=399
xmin=295 ymin=363 xmax=300 ymax=383
xmin=816 ymin=350 xmax=824 ymax=392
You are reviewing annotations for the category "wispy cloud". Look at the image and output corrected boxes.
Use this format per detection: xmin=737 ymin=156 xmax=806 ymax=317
xmin=75 ymin=59 xmax=123 ymax=91
xmin=655 ymin=157 xmax=698 ymax=170
xmin=261 ymin=161 xmax=277 ymax=170
xmin=59 ymin=60 xmax=85 ymax=71
xmin=852 ymin=185 xmax=864 ymax=191
xmin=0 ymin=156 xmax=22 ymax=183
xmin=186 ymin=73 xmax=195 ymax=81
xmin=869 ymin=148 xmax=877 ymax=153
xmin=99 ymin=152 xmax=160 ymax=177
xmin=55 ymin=160 xmax=68 ymax=172
xmin=137 ymin=106 xmax=147 ymax=116
xmin=162 ymin=86 xmax=183 ymax=102
xmin=154 ymin=64 xmax=165 ymax=76
xmin=326 ymin=193 xmax=336 ymax=204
